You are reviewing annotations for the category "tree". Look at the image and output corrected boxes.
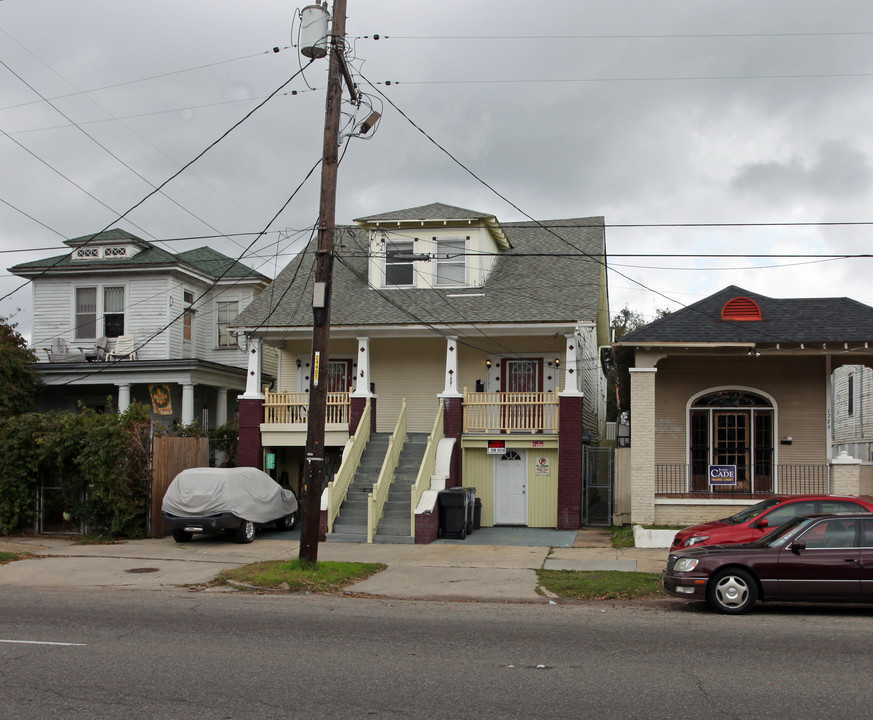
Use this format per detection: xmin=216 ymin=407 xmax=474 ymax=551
xmin=603 ymin=305 xmax=672 ymax=420
xmin=0 ymin=315 xmax=40 ymax=417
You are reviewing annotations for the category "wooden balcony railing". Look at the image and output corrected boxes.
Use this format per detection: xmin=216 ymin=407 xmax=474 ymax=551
xmin=463 ymin=388 xmax=559 ymax=434
xmin=263 ymin=391 xmax=350 ymax=425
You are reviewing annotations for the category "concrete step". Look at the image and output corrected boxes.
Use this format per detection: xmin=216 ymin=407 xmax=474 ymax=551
xmin=373 ymin=534 xmax=415 ymax=545
xmin=326 ymin=532 xmax=367 ymax=543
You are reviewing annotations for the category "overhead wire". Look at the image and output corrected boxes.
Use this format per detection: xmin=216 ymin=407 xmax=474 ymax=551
xmin=0 ymin=61 xmax=315 ymax=305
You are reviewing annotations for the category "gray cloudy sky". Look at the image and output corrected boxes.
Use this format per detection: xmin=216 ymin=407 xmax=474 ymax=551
xmin=2 ymin=0 xmax=873 ymax=340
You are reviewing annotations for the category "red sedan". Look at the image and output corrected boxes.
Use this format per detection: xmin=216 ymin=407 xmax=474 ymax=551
xmin=663 ymin=513 xmax=873 ymax=613
xmin=670 ymin=494 xmax=873 ymax=551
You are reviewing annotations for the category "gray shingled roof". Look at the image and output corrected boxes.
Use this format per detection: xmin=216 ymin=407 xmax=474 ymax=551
xmin=9 ymin=229 xmax=265 ymax=281
xmin=233 ymin=210 xmax=606 ymax=330
xmin=618 ymin=285 xmax=873 ymax=344
xmin=355 ymin=202 xmax=495 ymax=223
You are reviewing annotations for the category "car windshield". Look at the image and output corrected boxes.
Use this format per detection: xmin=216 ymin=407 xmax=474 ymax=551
xmin=754 ymin=516 xmax=816 ymax=548
xmin=724 ymin=498 xmax=782 ymax=524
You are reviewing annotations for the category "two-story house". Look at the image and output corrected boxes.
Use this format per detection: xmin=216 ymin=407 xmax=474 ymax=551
xmin=9 ymin=228 xmax=275 ymax=429
xmin=231 ymin=202 xmax=610 ymax=542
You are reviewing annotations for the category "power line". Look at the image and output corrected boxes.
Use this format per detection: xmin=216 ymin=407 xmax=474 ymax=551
xmin=367 ymin=31 xmax=873 ymax=40
xmin=0 ymin=31 xmax=293 ymax=113
xmin=0 ymin=64 xmax=313 ymax=305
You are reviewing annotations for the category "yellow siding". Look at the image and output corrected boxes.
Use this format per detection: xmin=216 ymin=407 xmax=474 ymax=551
xmin=527 ymin=449 xmax=558 ymax=527
xmin=463 ymin=450 xmax=494 ymax=527
xmin=655 ymin=356 xmax=828 ymax=465
xmin=462 ymin=444 xmax=559 ymax=528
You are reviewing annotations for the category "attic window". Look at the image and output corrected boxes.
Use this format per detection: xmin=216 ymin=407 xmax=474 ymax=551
xmin=104 ymin=246 xmax=127 ymax=257
xmin=75 ymin=248 xmax=99 ymax=259
xmin=721 ymin=296 xmax=762 ymax=321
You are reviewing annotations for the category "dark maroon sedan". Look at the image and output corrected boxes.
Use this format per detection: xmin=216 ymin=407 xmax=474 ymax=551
xmin=662 ymin=513 xmax=873 ymax=614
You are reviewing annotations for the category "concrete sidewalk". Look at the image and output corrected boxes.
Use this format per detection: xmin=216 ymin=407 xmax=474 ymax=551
xmin=0 ymin=530 xmax=669 ymax=603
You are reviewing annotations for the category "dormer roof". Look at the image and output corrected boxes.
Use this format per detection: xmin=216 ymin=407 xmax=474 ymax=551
xmin=354 ymin=202 xmax=510 ymax=249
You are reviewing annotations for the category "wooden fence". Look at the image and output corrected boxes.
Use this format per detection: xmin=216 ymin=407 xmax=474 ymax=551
xmin=151 ymin=436 xmax=210 ymax=537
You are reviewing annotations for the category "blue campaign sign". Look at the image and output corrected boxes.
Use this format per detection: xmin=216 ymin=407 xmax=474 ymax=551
xmin=709 ymin=464 xmax=737 ymax=486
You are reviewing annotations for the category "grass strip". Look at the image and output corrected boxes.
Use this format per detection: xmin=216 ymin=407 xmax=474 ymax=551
xmin=0 ymin=551 xmax=24 ymax=564
xmin=538 ymin=569 xmax=663 ymax=601
xmin=219 ymin=559 xmax=385 ymax=593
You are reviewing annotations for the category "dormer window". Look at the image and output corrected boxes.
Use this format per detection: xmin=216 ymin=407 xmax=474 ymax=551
xmin=73 ymin=245 xmax=129 ymax=260
xmin=435 ymin=238 xmax=466 ymax=286
xmin=385 ymin=241 xmax=415 ymax=287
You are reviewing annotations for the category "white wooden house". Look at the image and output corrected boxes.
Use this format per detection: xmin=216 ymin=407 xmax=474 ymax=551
xmin=10 ymin=229 xmax=275 ymax=428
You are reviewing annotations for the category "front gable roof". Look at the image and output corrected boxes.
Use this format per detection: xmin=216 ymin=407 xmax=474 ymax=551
xmin=617 ymin=286 xmax=873 ymax=345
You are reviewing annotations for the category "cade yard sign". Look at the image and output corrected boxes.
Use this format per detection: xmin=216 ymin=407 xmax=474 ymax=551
xmin=709 ymin=464 xmax=737 ymax=487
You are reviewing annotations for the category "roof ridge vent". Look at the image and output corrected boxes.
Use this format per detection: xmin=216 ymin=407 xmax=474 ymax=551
xmin=721 ymin=296 xmax=762 ymax=321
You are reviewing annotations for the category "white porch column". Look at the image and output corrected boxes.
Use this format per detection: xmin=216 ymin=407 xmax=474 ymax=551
xmin=559 ymin=332 xmax=583 ymax=396
xmin=353 ymin=336 xmax=373 ymax=396
xmin=181 ymin=383 xmax=195 ymax=425
xmin=215 ymin=387 xmax=228 ymax=426
xmin=439 ymin=336 xmax=462 ymax=398
xmin=241 ymin=336 xmax=264 ymax=399
xmin=117 ymin=384 xmax=131 ymax=413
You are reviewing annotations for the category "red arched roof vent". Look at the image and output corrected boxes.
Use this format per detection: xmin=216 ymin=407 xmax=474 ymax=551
xmin=721 ymin=296 xmax=762 ymax=321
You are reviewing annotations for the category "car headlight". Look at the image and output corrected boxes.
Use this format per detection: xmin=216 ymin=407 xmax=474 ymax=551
xmin=683 ymin=536 xmax=710 ymax=547
xmin=673 ymin=557 xmax=699 ymax=572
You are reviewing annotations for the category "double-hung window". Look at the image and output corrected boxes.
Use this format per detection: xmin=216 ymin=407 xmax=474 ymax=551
xmin=75 ymin=286 xmax=124 ymax=339
xmin=103 ymin=286 xmax=125 ymax=337
xmin=183 ymin=290 xmax=195 ymax=341
xmin=435 ymin=238 xmax=466 ymax=286
xmin=75 ymin=288 xmax=97 ymax=339
xmin=217 ymin=300 xmax=239 ymax=347
xmin=385 ymin=241 xmax=414 ymax=287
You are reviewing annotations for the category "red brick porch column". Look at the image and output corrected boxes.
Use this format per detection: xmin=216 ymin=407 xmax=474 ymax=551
xmin=557 ymin=395 xmax=583 ymax=530
xmin=442 ymin=396 xmax=463 ymax=488
xmin=350 ymin=395 xmax=376 ymax=435
xmin=237 ymin=398 xmax=263 ymax=468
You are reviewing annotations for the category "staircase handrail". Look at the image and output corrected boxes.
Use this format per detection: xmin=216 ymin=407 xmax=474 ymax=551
xmin=326 ymin=399 xmax=371 ymax=533
xmin=367 ymin=398 xmax=407 ymax=543
xmin=410 ymin=401 xmax=444 ymax=537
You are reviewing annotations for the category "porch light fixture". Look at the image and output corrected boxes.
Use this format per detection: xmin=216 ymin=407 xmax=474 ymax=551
xmin=486 ymin=359 xmax=492 ymax=369
xmin=555 ymin=358 xmax=560 ymax=367
xmin=747 ymin=348 xmax=761 ymax=358
xmin=296 ymin=358 xmax=302 ymax=368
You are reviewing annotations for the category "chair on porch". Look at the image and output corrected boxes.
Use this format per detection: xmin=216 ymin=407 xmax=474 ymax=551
xmin=85 ymin=336 xmax=109 ymax=362
xmin=108 ymin=334 xmax=138 ymax=361
xmin=44 ymin=337 xmax=87 ymax=362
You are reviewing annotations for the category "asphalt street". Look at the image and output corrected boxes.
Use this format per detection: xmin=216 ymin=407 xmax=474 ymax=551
xmin=3 ymin=587 xmax=873 ymax=720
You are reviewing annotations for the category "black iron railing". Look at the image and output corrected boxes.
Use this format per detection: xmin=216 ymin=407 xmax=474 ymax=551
xmin=655 ymin=464 xmax=830 ymax=496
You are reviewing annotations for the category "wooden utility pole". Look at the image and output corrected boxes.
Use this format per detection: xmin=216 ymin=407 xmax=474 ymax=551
xmin=299 ymin=0 xmax=348 ymax=565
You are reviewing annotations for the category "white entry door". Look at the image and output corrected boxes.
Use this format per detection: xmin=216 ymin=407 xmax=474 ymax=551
xmin=493 ymin=450 xmax=528 ymax=525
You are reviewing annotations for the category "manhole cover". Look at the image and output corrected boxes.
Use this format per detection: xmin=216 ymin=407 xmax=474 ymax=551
xmin=125 ymin=567 xmax=160 ymax=574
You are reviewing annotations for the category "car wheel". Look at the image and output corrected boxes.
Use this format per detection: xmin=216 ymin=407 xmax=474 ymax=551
xmin=172 ymin=528 xmax=193 ymax=543
xmin=276 ymin=512 xmax=297 ymax=531
xmin=235 ymin=520 xmax=256 ymax=544
xmin=707 ymin=568 xmax=757 ymax=614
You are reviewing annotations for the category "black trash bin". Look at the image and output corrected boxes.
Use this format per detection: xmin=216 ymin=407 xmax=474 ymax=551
xmin=438 ymin=488 xmax=469 ymax=539
xmin=473 ymin=498 xmax=482 ymax=530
